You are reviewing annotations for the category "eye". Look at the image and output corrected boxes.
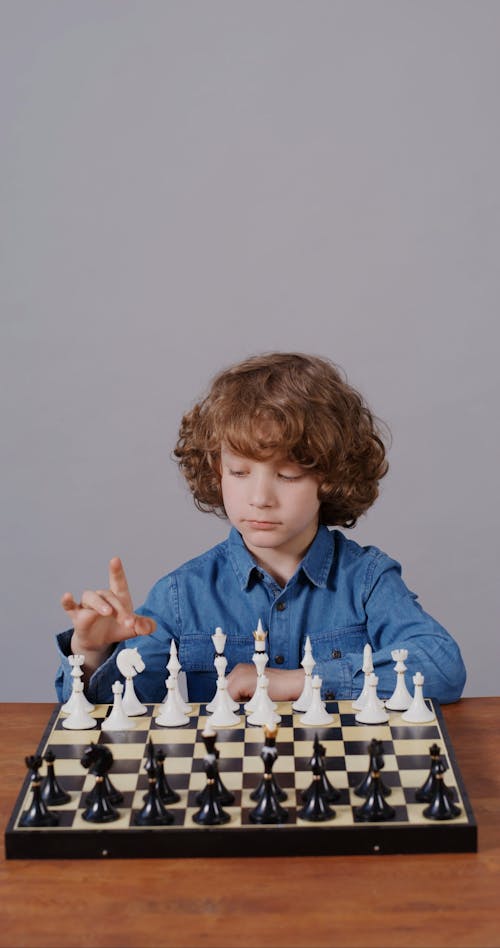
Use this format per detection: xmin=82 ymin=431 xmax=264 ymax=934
xmin=278 ymin=472 xmax=303 ymax=481
xmin=228 ymin=468 xmax=248 ymax=477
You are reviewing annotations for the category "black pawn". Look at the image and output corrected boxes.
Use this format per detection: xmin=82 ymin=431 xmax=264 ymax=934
xmin=41 ymin=750 xmax=71 ymax=806
xmin=82 ymin=775 xmax=120 ymax=823
xmin=135 ymin=777 xmax=175 ymax=825
xmin=85 ymin=773 xmax=123 ymax=807
xmin=298 ymin=756 xmax=335 ymax=823
xmin=20 ymin=755 xmax=59 ymax=827
xmin=155 ymin=748 xmax=180 ymax=805
xmin=423 ymin=758 xmax=461 ymax=821
xmin=81 ymin=744 xmax=120 ymax=823
xmin=193 ymin=757 xmax=230 ymax=825
xmin=354 ymin=743 xmax=395 ymax=822
xmin=135 ymin=739 xmax=174 ymax=825
xmin=249 ymin=725 xmax=289 ymax=824
xmin=195 ymin=730 xmax=234 ymax=807
xmin=301 ymin=735 xmax=340 ymax=805
xmin=416 ymin=744 xmax=455 ymax=803
xmin=354 ymin=739 xmax=391 ymax=799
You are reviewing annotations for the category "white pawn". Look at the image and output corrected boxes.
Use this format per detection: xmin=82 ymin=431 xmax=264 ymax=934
xmin=206 ymin=655 xmax=239 ymax=713
xmin=247 ymin=676 xmax=281 ymax=727
xmin=61 ymin=680 xmax=97 ymax=730
xmin=103 ymin=680 xmax=137 ymax=731
xmin=156 ymin=677 xmax=190 ymax=727
xmin=292 ymin=636 xmax=316 ymax=712
xmin=299 ymin=675 xmax=334 ymax=726
xmin=62 ymin=654 xmax=94 ymax=714
xmin=401 ymin=672 xmax=436 ymax=723
xmin=352 ymin=644 xmax=384 ymax=711
xmin=206 ymin=676 xmax=240 ymax=727
xmin=166 ymin=641 xmax=192 ymax=714
xmin=116 ymin=648 xmax=147 ymax=716
xmin=355 ymin=673 xmax=390 ymax=725
xmin=385 ymin=649 xmax=412 ymax=712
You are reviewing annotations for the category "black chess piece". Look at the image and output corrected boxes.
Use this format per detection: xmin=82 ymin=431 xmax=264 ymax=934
xmin=195 ymin=729 xmax=234 ymax=807
xmin=85 ymin=772 xmax=123 ymax=807
xmin=416 ymin=744 xmax=456 ymax=803
xmin=298 ymin=747 xmax=336 ymax=822
xmin=193 ymin=753 xmax=230 ymax=825
xmin=301 ymin=735 xmax=340 ymax=805
xmin=41 ymin=749 xmax=71 ymax=806
xmin=354 ymin=739 xmax=391 ymax=798
xmin=422 ymin=757 xmax=461 ymax=821
xmin=249 ymin=725 xmax=289 ymax=824
xmin=135 ymin=740 xmax=174 ymax=826
xmin=20 ymin=755 xmax=59 ymax=827
xmin=80 ymin=744 xmax=120 ymax=823
xmin=249 ymin=725 xmax=287 ymax=804
xmin=354 ymin=742 xmax=395 ymax=822
xmin=155 ymin=748 xmax=181 ymax=805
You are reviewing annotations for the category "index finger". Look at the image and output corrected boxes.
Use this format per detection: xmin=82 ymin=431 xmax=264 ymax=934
xmin=108 ymin=557 xmax=133 ymax=606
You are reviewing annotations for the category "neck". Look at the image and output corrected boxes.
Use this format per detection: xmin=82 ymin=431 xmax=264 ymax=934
xmin=244 ymin=528 xmax=318 ymax=587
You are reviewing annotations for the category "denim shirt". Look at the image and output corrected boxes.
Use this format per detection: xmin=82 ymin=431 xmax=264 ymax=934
xmin=55 ymin=526 xmax=466 ymax=705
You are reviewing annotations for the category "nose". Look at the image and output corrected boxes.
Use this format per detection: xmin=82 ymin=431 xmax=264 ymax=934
xmin=249 ymin=472 xmax=275 ymax=508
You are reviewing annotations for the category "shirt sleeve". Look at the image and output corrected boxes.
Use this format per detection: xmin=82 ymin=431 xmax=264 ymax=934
xmin=347 ymin=553 xmax=466 ymax=703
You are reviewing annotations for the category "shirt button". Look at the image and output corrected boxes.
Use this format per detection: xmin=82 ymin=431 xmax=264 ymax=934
xmin=331 ymin=649 xmax=342 ymax=659
xmin=325 ymin=691 xmax=335 ymax=700
xmin=276 ymin=602 xmax=286 ymax=612
xmin=274 ymin=655 xmax=285 ymax=665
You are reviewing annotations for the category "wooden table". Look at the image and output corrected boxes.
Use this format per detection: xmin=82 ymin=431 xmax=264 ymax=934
xmin=1 ymin=699 xmax=499 ymax=948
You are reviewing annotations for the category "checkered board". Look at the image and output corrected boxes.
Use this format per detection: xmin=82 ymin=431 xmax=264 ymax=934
xmin=5 ymin=700 xmax=476 ymax=859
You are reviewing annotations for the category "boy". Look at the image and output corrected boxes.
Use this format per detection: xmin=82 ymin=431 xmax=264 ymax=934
xmin=56 ymin=353 xmax=466 ymax=705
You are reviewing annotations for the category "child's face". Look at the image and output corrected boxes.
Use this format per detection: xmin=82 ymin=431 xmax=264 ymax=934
xmin=220 ymin=446 xmax=321 ymax=561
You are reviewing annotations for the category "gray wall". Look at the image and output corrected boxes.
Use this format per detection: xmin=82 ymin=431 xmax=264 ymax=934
xmin=1 ymin=0 xmax=499 ymax=700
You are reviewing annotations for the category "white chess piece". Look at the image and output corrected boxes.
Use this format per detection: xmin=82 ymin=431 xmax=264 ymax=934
xmin=355 ymin=673 xmax=390 ymax=725
xmin=116 ymin=648 xmax=148 ymax=716
xmin=401 ymin=672 xmax=436 ymax=723
xmin=352 ymin=644 xmax=384 ymax=711
xmin=156 ymin=676 xmax=190 ymax=727
xmin=165 ymin=640 xmax=192 ymax=714
xmin=212 ymin=626 xmax=227 ymax=655
xmin=61 ymin=680 xmax=97 ymax=730
xmin=206 ymin=654 xmax=239 ymax=713
xmin=206 ymin=676 xmax=241 ymax=727
xmin=299 ymin=675 xmax=334 ymax=725
xmin=244 ymin=619 xmax=272 ymax=714
xmin=103 ymin=680 xmax=137 ymax=731
xmin=247 ymin=676 xmax=281 ymax=727
xmin=292 ymin=636 xmax=315 ymax=712
xmin=385 ymin=649 xmax=412 ymax=712
xmin=61 ymin=654 xmax=94 ymax=714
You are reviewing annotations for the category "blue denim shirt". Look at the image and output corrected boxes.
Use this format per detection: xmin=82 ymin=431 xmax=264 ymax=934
xmin=55 ymin=526 xmax=466 ymax=704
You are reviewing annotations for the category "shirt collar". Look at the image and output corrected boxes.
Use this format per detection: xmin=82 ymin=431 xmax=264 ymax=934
xmin=228 ymin=524 xmax=334 ymax=590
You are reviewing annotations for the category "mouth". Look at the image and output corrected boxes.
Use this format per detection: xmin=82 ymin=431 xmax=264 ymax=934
xmin=245 ymin=520 xmax=280 ymax=529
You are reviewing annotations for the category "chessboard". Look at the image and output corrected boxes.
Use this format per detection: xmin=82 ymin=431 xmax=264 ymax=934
xmin=5 ymin=700 xmax=477 ymax=859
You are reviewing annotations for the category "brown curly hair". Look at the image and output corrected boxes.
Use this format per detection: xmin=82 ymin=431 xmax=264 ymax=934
xmin=173 ymin=352 xmax=389 ymax=528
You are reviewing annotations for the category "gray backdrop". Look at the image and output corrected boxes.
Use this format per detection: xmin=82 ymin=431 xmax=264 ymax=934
xmin=1 ymin=0 xmax=499 ymax=700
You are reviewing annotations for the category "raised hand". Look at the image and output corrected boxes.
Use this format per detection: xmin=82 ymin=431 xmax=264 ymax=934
xmin=61 ymin=557 xmax=156 ymax=670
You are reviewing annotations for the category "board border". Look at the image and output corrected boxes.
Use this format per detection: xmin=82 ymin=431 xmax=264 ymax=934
xmin=4 ymin=701 xmax=478 ymax=859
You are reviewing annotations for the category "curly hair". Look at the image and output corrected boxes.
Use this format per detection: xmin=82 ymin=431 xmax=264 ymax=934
xmin=173 ymin=352 xmax=389 ymax=528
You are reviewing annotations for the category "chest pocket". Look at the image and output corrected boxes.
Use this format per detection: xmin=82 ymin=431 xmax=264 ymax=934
xmin=178 ymin=631 xmax=254 ymax=673
xmin=307 ymin=624 xmax=368 ymax=663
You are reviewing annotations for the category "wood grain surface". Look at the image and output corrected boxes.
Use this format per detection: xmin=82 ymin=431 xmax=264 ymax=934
xmin=1 ymin=698 xmax=498 ymax=948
